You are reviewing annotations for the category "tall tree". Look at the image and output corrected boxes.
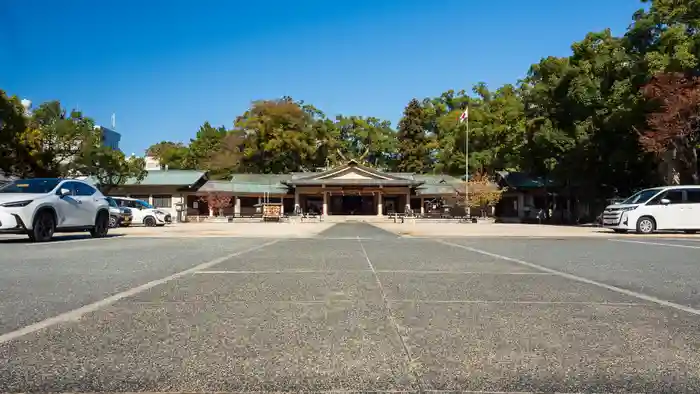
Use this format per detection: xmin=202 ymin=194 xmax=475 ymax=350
xmin=0 ymin=91 xmax=41 ymax=177
xmin=396 ymin=99 xmax=433 ymax=173
xmin=24 ymin=101 xmax=100 ymax=177
xmin=73 ymin=147 xmax=147 ymax=193
xmin=145 ymin=141 xmax=189 ymax=169
xmin=235 ymin=98 xmax=318 ymax=173
xmin=639 ymin=72 xmax=700 ymax=184
xmin=184 ymin=122 xmax=228 ymax=169
xmin=204 ymin=131 xmax=246 ymax=179
xmin=334 ymin=115 xmax=396 ymax=168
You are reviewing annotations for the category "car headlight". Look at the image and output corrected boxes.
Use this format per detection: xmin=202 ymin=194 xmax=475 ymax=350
xmin=0 ymin=200 xmax=33 ymax=208
xmin=619 ymin=206 xmax=637 ymax=212
xmin=155 ymin=210 xmax=167 ymax=217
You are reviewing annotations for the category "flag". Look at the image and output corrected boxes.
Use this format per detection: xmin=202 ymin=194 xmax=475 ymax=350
xmin=459 ymin=107 xmax=468 ymax=123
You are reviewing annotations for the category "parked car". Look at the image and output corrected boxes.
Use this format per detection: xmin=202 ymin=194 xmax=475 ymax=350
xmin=601 ymin=185 xmax=700 ymax=234
xmin=0 ymin=178 xmax=111 ymax=242
xmin=119 ymin=206 xmax=133 ymax=227
xmin=109 ymin=196 xmax=171 ymax=227
xmin=105 ymin=197 xmax=122 ymax=228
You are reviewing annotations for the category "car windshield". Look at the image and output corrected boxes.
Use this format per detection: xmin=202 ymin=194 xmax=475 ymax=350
xmin=0 ymin=179 xmax=61 ymax=194
xmin=105 ymin=198 xmax=118 ymax=208
xmin=137 ymin=200 xmax=154 ymax=209
xmin=621 ymin=188 xmax=662 ymax=205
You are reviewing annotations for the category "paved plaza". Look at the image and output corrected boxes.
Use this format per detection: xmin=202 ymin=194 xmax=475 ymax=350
xmin=1 ymin=223 xmax=700 ymax=392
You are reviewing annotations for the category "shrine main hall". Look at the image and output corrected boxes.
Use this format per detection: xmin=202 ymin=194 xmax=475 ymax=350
xmin=106 ymin=159 xmax=465 ymax=219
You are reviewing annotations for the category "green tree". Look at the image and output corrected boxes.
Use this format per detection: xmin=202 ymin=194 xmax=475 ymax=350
xmin=25 ymin=101 xmax=100 ymax=177
xmin=184 ymin=122 xmax=228 ymax=169
xmin=235 ymin=98 xmax=318 ymax=173
xmin=73 ymin=147 xmax=147 ymax=193
xmin=334 ymin=115 xmax=396 ymax=168
xmin=0 ymin=91 xmax=41 ymax=177
xmin=395 ymin=99 xmax=433 ymax=173
xmin=145 ymin=141 xmax=189 ymax=169
xmin=204 ymin=131 xmax=246 ymax=179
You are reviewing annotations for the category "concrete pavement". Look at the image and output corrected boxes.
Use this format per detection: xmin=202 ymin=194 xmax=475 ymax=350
xmin=1 ymin=223 xmax=699 ymax=392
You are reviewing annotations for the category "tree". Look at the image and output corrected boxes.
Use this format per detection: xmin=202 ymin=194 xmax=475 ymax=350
xmin=334 ymin=115 xmax=396 ymax=168
xmin=73 ymin=147 xmax=147 ymax=194
xmin=204 ymin=131 xmax=246 ymax=179
xmin=145 ymin=141 xmax=189 ymax=169
xmin=199 ymin=192 xmax=232 ymax=216
xmin=235 ymin=98 xmax=318 ymax=173
xmin=639 ymin=72 xmax=700 ymax=184
xmin=0 ymin=91 xmax=41 ymax=177
xmin=184 ymin=122 xmax=228 ymax=169
xmin=451 ymin=172 xmax=503 ymax=217
xmin=25 ymin=101 xmax=100 ymax=177
xmin=396 ymin=99 xmax=433 ymax=173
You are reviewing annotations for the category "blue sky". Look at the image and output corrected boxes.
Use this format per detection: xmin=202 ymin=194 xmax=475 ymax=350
xmin=1 ymin=0 xmax=644 ymax=156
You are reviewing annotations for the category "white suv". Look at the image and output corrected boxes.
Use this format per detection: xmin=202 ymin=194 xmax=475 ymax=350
xmin=110 ymin=197 xmax=171 ymax=227
xmin=0 ymin=178 xmax=111 ymax=242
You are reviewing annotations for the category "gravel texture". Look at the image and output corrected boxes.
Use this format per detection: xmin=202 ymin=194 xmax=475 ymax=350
xmin=0 ymin=237 xmax=265 ymax=334
xmin=1 ymin=224 xmax=700 ymax=392
xmin=445 ymin=237 xmax=700 ymax=309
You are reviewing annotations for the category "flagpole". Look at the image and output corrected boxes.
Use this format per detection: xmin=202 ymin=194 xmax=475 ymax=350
xmin=465 ymin=104 xmax=469 ymax=218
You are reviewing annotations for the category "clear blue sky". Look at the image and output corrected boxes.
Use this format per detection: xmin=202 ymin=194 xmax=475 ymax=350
xmin=1 ymin=0 xmax=645 ymax=156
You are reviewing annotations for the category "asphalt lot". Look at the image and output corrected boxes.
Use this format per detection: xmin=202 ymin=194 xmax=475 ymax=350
xmin=1 ymin=224 xmax=700 ymax=392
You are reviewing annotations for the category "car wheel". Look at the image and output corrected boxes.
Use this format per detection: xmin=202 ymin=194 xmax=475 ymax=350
xmin=144 ymin=216 xmax=157 ymax=227
xmin=108 ymin=215 xmax=118 ymax=228
xmin=636 ymin=216 xmax=656 ymax=234
xmin=29 ymin=210 xmax=55 ymax=242
xmin=90 ymin=211 xmax=110 ymax=238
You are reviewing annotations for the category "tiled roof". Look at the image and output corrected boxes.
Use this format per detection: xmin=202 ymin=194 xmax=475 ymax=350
xmin=230 ymin=174 xmax=292 ymax=183
xmin=414 ymin=174 xmax=463 ymax=196
xmin=124 ymin=170 xmax=207 ymax=186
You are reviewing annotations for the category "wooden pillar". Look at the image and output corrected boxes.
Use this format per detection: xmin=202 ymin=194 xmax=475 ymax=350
xmin=377 ymin=193 xmax=383 ymax=216
xmin=420 ymin=197 xmax=425 ymax=215
xmin=234 ymin=196 xmax=240 ymax=215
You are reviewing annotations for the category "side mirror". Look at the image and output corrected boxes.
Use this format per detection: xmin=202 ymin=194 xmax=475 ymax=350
xmin=59 ymin=188 xmax=71 ymax=197
xmin=660 ymin=198 xmax=671 ymax=205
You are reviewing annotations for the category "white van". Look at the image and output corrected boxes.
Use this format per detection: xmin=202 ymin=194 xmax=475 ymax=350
xmin=602 ymin=185 xmax=700 ymax=234
xmin=110 ymin=196 xmax=171 ymax=227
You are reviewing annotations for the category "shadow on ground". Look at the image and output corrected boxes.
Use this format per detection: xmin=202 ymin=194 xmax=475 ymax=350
xmin=0 ymin=233 xmax=126 ymax=244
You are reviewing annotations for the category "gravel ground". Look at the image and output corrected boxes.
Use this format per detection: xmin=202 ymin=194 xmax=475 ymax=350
xmin=1 ymin=224 xmax=700 ymax=392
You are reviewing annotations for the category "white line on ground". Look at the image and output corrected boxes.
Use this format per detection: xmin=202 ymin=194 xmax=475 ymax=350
xmin=195 ymin=270 xmax=371 ymax=274
xmin=129 ymin=300 xmax=355 ymax=305
xmin=377 ymin=270 xmax=554 ymax=275
xmin=0 ymin=240 xmax=280 ymax=345
xmin=609 ymin=239 xmax=700 ymax=249
xmin=438 ymin=240 xmax=700 ymax=317
xmin=357 ymin=235 xmax=423 ymax=391
xmin=316 ymin=236 xmax=376 ymax=240
xmin=388 ymin=300 xmax=643 ymax=306
xmin=194 ymin=269 xmax=554 ymax=275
